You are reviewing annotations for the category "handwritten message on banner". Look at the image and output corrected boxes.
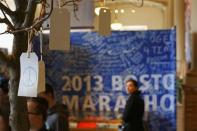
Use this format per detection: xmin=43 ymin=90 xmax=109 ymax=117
xmin=40 ymin=29 xmax=176 ymax=131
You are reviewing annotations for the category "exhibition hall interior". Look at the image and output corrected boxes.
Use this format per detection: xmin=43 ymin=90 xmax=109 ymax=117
xmin=0 ymin=0 xmax=197 ymax=131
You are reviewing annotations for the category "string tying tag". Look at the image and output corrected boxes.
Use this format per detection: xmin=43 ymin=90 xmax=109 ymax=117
xmin=58 ymin=0 xmax=61 ymax=8
xmin=39 ymin=27 xmax=43 ymax=61
xmin=27 ymin=30 xmax=33 ymax=58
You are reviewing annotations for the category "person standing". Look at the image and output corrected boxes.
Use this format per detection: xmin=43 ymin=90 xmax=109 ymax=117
xmin=27 ymin=97 xmax=49 ymax=131
xmin=39 ymin=84 xmax=69 ymax=131
xmin=0 ymin=79 xmax=10 ymax=120
xmin=0 ymin=110 xmax=10 ymax=131
xmin=122 ymin=79 xmax=145 ymax=131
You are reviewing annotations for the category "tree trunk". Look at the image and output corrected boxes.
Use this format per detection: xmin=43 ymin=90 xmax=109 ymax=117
xmin=8 ymin=32 xmax=29 ymax=131
xmin=6 ymin=0 xmax=38 ymax=130
xmin=9 ymin=68 xmax=29 ymax=131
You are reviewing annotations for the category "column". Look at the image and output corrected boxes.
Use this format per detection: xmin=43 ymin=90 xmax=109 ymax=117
xmin=174 ymin=0 xmax=185 ymax=131
xmin=184 ymin=0 xmax=197 ymax=131
xmin=167 ymin=0 xmax=174 ymax=27
xmin=174 ymin=0 xmax=186 ymax=78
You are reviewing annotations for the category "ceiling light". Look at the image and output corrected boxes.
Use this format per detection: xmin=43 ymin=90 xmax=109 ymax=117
xmin=120 ymin=9 xmax=124 ymax=13
xmin=111 ymin=22 xmax=122 ymax=30
xmin=131 ymin=9 xmax=136 ymax=13
xmin=121 ymin=25 xmax=148 ymax=31
xmin=114 ymin=9 xmax=119 ymax=14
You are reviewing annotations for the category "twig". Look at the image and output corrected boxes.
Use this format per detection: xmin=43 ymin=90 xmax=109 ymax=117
xmin=9 ymin=0 xmax=53 ymax=34
xmin=0 ymin=9 xmax=15 ymax=30
xmin=22 ymin=0 xmax=38 ymax=27
xmin=0 ymin=0 xmax=79 ymax=34
xmin=61 ymin=0 xmax=81 ymax=20
xmin=0 ymin=30 xmax=8 ymax=35
xmin=73 ymin=3 xmax=79 ymax=21
xmin=0 ymin=2 xmax=15 ymax=16
xmin=61 ymin=0 xmax=81 ymax=7
xmin=0 ymin=17 xmax=10 ymax=24
xmin=0 ymin=0 xmax=52 ymax=34
xmin=3 ymin=0 xmax=10 ymax=9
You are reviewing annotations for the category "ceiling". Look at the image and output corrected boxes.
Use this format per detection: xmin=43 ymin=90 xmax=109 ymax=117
xmin=95 ymin=0 xmax=168 ymax=6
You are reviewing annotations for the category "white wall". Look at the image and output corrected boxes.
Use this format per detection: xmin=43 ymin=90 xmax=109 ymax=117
xmin=94 ymin=2 xmax=167 ymax=30
xmin=111 ymin=6 xmax=165 ymax=29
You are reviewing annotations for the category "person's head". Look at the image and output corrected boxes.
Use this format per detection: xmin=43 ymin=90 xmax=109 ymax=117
xmin=0 ymin=110 xmax=9 ymax=131
xmin=27 ymin=97 xmax=48 ymax=130
xmin=0 ymin=79 xmax=9 ymax=94
xmin=125 ymin=79 xmax=139 ymax=94
xmin=38 ymin=84 xmax=55 ymax=107
xmin=0 ymin=79 xmax=9 ymax=107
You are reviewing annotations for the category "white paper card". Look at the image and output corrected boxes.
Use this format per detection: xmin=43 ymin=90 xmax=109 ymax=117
xmin=18 ymin=53 xmax=38 ymax=97
xmin=49 ymin=8 xmax=70 ymax=51
xmin=98 ymin=8 xmax=111 ymax=36
xmin=37 ymin=60 xmax=45 ymax=93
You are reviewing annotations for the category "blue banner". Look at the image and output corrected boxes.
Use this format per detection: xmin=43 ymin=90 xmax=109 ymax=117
xmin=38 ymin=29 xmax=176 ymax=131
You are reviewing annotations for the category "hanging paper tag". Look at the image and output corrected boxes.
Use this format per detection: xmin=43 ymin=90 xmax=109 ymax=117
xmin=18 ymin=53 xmax=38 ymax=97
xmin=49 ymin=8 xmax=70 ymax=51
xmin=37 ymin=60 xmax=45 ymax=93
xmin=98 ymin=8 xmax=111 ymax=36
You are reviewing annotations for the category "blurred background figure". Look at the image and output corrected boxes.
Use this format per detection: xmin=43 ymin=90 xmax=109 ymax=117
xmin=0 ymin=77 xmax=10 ymax=121
xmin=0 ymin=110 xmax=10 ymax=131
xmin=39 ymin=84 xmax=69 ymax=131
xmin=27 ymin=97 xmax=49 ymax=131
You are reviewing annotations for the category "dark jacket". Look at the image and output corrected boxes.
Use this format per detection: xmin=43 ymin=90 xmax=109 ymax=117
xmin=122 ymin=90 xmax=145 ymax=131
xmin=46 ymin=104 xmax=69 ymax=131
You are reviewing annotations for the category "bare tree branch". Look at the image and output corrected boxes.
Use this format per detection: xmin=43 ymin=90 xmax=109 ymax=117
xmin=0 ymin=30 xmax=8 ymax=35
xmin=0 ymin=17 xmax=5 ymax=22
xmin=73 ymin=2 xmax=79 ymax=21
xmin=0 ymin=50 xmax=9 ymax=64
xmin=14 ymin=0 xmax=27 ymax=11
xmin=61 ymin=0 xmax=81 ymax=21
xmin=0 ymin=17 xmax=7 ymax=23
xmin=0 ymin=0 xmax=81 ymax=34
xmin=22 ymin=0 xmax=37 ymax=27
xmin=2 ymin=0 xmax=10 ymax=9
xmin=8 ymin=0 xmax=53 ymax=34
xmin=0 ymin=2 xmax=15 ymax=17
xmin=61 ymin=0 xmax=81 ymax=7
xmin=1 ymin=0 xmax=80 ymax=34
xmin=0 ymin=9 xmax=15 ymax=30
xmin=0 ymin=17 xmax=14 ymax=30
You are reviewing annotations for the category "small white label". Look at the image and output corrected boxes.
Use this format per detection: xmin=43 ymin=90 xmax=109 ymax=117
xmin=18 ymin=53 xmax=38 ymax=97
